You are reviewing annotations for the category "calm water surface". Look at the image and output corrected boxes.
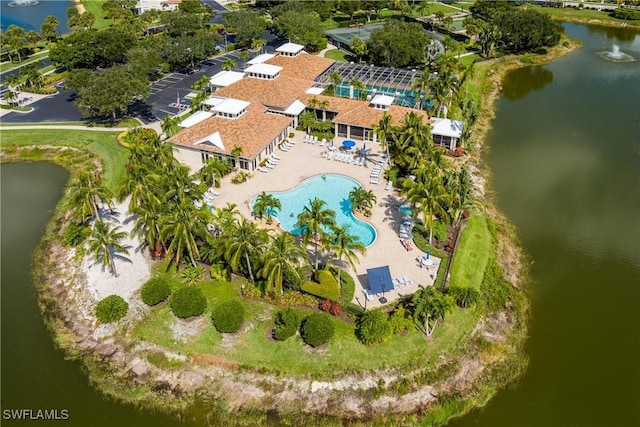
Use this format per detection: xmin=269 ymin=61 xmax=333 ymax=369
xmin=450 ymin=24 xmax=640 ymax=427
xmin=0 ymin=0 xmax=70 ymax=33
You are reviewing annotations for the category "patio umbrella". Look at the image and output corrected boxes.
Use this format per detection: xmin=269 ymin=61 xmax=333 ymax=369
xmin=342 ymin=139 xmax=356 ymax=149
xmin=426 ymin=250 xmax=430 ymax=260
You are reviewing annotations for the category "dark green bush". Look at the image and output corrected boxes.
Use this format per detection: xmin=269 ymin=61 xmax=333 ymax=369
xmin=448 ymin=285 xmax=480 ymax=308
xmin=356 ymin=309 xmax=392 ymax=345
xmin=273 ymin=308 xmax=301 ymax=341
xmin=329 ymin=266 xmax=355 ymax=303
xmin=95 ymin=295 xmax=128 ymax=323
xmin=211 ymin=300 xmax=245 ymax=333
xmin=170 ymin=286 xmax=207 ymax=318
xmin=140 ymin=277 xmax=172 ymax=306
xmin=480 ymin=258 xmax=513 ymax=311
xmin=62 ymin=222 xmax=90 ymax=246
xmin=301 ymin=313 xmax=334 ymax=347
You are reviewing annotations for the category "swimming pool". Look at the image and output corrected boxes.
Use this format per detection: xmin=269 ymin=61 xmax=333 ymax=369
xmin=253 ymin=174 xmax=377 ymax=247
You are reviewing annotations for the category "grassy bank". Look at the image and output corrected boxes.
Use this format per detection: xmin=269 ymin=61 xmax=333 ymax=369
xmin=530 ymin=5 xmax=640 ymax=29
xmin=0 ymin=129 xmax=127 ymax=190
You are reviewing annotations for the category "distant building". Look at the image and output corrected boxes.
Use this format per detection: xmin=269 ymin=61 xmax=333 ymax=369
xmin=134 ymin=0 xmax=181 ymax=14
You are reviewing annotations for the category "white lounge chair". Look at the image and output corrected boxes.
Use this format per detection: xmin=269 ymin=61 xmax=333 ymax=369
xmin=257 ymin=166 xmax=269 ymax=173
xmin=320 ymin=138 xmax=326 ymax=146
xmin=327 ymin=151 xmax=334 ymax=160
xmin=370 ymin=178 xmax=380 ymax=184
xmin=401 ymin=276 xmax=413 ymax=286
xmin=266 ymin=163 xmax=277 ymax=169
xmin=271 ymin=154 xmax=281 ymax=160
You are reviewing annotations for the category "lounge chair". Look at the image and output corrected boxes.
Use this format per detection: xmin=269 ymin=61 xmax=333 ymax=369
xmin=327 ymin=151 xmax=334 ymax=160
xmin=401 ymin=276 xmax=413 ymax=285
xmin=304 ymin=134 xmax=311 ymax=143
xmin=257 ymin=166 xmax=269 ymax=173
xmin=266 ymin=163 xmax=277 ymax=169
xmin=370 ymin=178 xmax=380 ymax=184
xmin=271 ymin=154 xmax=281 ymax=160
xmin=392 ymin=278 xmax=401 ymax=288
xmin=320 ymin=138 xmax=326 ymax=147
xmin=194 ymin=200 xmax=203 ymax=209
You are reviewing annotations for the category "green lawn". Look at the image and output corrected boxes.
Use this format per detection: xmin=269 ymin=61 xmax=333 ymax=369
xmin=324 ymin=49 xmax=350 ymax=62
xmin=82 ymin=0 xmax=113 ymax=31
xmin=449 ymin=214 xmax=492 ymax=290
xmin=0 ymin=129 xmax=127 ymax=190
xmin=529 ymin=5 xmax=640 ymax=28
xmin=132 ymin=274 xmax=481 ymax=378
xmin=0 ymin=50 xmax=50 ymax=73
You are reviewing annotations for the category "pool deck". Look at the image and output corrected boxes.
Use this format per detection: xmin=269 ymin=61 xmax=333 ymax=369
xmin=213 ymin=130 xmax=441 ymax=309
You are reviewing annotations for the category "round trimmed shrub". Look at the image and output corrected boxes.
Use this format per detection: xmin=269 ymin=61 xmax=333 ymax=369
xmin=140 ymin=277 xmax=172 ymax=306
xmin=356 ymin=309 xmax=392 ymax=346
xmin=301 ymin=313 xmax=334 ymax=347
xmin=170 ymin=286 xmax=207 ymax=318
xmin=211 ymin=300 xmax=245 ymax=333
xmin=95 ymin=295 xmax=128 ymax=323
xmin=273 ymin=308 xmax=301 ymax=341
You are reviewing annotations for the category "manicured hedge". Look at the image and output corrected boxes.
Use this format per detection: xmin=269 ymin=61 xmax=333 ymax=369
xmin=170 ymin=286 xmax=207 ymax=318
xmin=140 ymin=277 xmax=172 ymax=306
xmin=273 ymin=307 xmax=301 ymax=341
xmin=211 ymin=300 xmax=245 ymax=333
xmin=95 ymin=295 xmax=128 ymax=323
xmin=301 ymin=280 xmax=340 ymax=302
xmin=301 ymin=313 xmax=334 ymax=347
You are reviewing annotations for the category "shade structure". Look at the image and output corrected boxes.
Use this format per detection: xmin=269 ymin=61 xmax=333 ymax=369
xmin=367 ymin=266 xmax=394 ymax=294
xmin=342 ymin=139 xmax=356 ymax=149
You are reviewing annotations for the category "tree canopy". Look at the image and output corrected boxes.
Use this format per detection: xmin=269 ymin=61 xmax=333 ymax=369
xmin=275 ymin=10 xmax=326 ymax=51
xmin=367 ymin=20 xmax=431 ymax=67
xmin=224 ymin=10 xmax=267 ymax=46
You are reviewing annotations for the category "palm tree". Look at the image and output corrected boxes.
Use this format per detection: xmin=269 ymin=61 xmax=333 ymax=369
xmin=223 ymin=216 xmax=267 ymax=282
xmin=350 ymin=78 xmax=367 ymax=100
xmin=26 ymin=30 xmax=40 ymax=48
xmin=230 ymin=144 xmax=243 ymax=170
xmin=189 ymin=90 xmax=208 ymax=113
xmin=411 ymin=285 xmax=454 ymax=337
xmin=161 ymin=114 xmax=181 ymax=139
xmin=254 ymin=192 xmax=281 ymax=224
xmin=373 ymin=112 xmax=394 ymax=162
xmin=211 ymin=202 xmax=240 ymax=237
xmin=239 ymin=49 xmax=249 ymax=69
xmin=295 ymin=198 xmax=336 ymax=269
xmin=191 ymin=75 xmax=211 ymax=93
xmin=479 ymin=22 xmax=502 ymax=58
xmin=299 ymin=110 xmax=316 ymax=134
xmin=64 ymin=171 xmax=114 ymax=223
xmin=411 ymin=69 xmax=431 ymax=110
xmin=251 ymin=37 xmax=267 ymax=53
xmin=159 ymin=198 xmax=210 ymax=268
xmin=222 ymin=58 xmax=236 ymax=71
xmin=327 ymin=224 xmax=366 ymax=290
xmin=199 ymin=157 xmax=232 ymax=188
xmin=88 ymin=219 xmax=130 ymax=276
xmin=2 ymin=90 xmax=18 ymax=106
xmin=348 ymin=187 xmax=377 ymax=213
xmin=259 ymin=232 xmax=307 ymax=296
xmin=403 ymin=175 xmax=451 ymax=245
xmin=131 ymin=198 xmax=165 ymax=258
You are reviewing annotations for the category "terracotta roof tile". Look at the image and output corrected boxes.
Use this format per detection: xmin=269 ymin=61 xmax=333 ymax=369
xmin=168 ymin=104 xmax=292 ymax=159
xmin=215 ymin=76 xmax=312 ymax=110
xmin=266 ymin=53 xmax=335 ymax=82
xmin=299 ymin=94 xmax=430 ymax=129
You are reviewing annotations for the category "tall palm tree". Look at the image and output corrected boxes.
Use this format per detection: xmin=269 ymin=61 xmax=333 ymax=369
xmin=64 ymin=171 xmax=114 ymax=223
xmin=479 ymin=22 xmax=502 ymax=59
xmin=327 ymin=224 xmax=366 ymax=290
xmin=259 ymin=232 xmax=308 ymax=296
xmin=191 ymin=75 xmax=211 ymax=93
xmin=411 ymin=69 xmax=431 ymax=110
xmin=161 ymin=114 xmax=181 ymax=139
xmin=88 ymin=219 xmax=130 ymax=276
xmin=251 ymin=37 xmax=267 ymax=53
xmin=350 ymin=78 xmax=367 ymax=100
xmin=239 ymin=49 xmax=249 ymax=69
xmin=159 ymin=198 xmax=210 ymax=268
xmin=230 ymin=144 xmax=243 ymax=170
xmin=211 ymin=202 xmax=240 ymax=237
xmin=403 ymin=175 xmax=450 ymax=245
xmin=131 ymin=197 xmax=165 ymax=258
xmin=295 ymin=198 xmax=336 ymax=269
xmin=2 ymin=90 xmax=18 ymax=106
xmin=189 ymin=90 xmax=208 ymax=113
xmin=411 ymin=285 xmax=454 ymax=337
xmin=373 ymin=112 xmax=394 ymax=162
xmin=255 ymin=192 xmax=281 ymax=223
xmin=223 ymin=216 xmax=267 ymax=282
xmin=199 ymin=157 xmax=232 ymax=188
xmin=222 ymin=58 xmax=236 ymax=71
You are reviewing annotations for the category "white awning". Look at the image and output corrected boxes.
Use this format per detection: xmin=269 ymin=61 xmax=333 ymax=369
xmin=247 ymin=53 xmax=275 ymax=65
xmin=212 ymin=98 xmax=250 ymax=115
xmin=203 ymin=96 xmax=225 ymax=107
xmin=370 ymin=94 xmax=394 ymax=106
xmin=179 ymin=111 xmax=213 ymax=128
xmin=194 ymin=132 xmax=225 ymax=151
xmin=284 ymin=100 xmax=306 ymax=115
xmin=431 ymin=118 xmax=464 ymax=138
xmin=276 ymin=42 xmax=304 ymax=55
xmin=209 ymin=70 xmax=244 ymax=87
xmin=305 ymin=87 xmax=324 ymax=95
xmin=245 ymin=63 xmax=282 ymax=76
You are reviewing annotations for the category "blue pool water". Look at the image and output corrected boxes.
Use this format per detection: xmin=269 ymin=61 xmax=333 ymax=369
xmin=254 ymin=174 xmax=377 ymax=247
xmin=334 ymin=82 xmax=432 ymax=110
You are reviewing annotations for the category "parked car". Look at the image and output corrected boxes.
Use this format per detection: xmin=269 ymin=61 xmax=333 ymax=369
xmin=177 ymin=67 xmax=195 ymax=75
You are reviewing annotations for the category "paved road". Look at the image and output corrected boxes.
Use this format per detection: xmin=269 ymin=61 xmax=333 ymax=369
xmin=0 ymin=29 xmax=285 ymax=124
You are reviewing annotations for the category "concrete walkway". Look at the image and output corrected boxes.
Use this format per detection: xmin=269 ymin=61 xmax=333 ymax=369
xmin=212 ymin=130 xmax=441 ymax=309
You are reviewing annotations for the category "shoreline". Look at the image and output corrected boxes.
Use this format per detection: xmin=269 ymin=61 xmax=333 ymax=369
xmin=0 ymin=38 xmax=580 ymax=426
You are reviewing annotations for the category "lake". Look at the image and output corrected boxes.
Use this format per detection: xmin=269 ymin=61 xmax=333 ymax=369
xmin=449 ymin=23 xmax=640 ymax=427
xmin=0 ymin=0 xmax=71 ymax=33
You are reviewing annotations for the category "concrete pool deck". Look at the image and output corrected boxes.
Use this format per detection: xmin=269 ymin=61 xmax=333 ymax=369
xmin=212 ymin=129 xmax=441 ymax=309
